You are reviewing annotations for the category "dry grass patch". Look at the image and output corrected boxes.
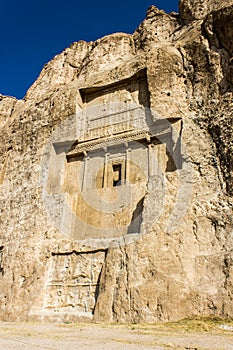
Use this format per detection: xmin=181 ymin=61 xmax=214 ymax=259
xmin=125 ymin=317 xmax=233 ymax=335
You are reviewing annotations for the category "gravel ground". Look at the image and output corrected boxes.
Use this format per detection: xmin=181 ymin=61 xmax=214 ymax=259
xmin=0 ymin=322 xmax=233 ymax=350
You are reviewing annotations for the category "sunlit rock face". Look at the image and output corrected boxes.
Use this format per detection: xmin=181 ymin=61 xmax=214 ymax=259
xmin=0 ymin=0 xmax=232 ymax=323
xmin=179 ymin=0 xmax=233 ymax=21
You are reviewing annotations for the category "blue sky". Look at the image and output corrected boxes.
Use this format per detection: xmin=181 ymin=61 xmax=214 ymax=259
xmin=0 ymin=1 xmax=179 ymax=99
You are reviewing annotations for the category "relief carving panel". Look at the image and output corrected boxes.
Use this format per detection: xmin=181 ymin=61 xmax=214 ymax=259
xmin=42 ymin=251 xmax=105 ymax=317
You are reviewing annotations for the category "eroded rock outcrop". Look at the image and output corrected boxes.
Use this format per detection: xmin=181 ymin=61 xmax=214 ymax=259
xmin=179 ymin=0 xmax=233 ymax=21
xmin=0 ymin=0 xmax=232 ymax=323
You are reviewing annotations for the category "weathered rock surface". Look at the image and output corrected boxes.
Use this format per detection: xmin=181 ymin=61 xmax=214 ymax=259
xmin=0 ymin=0 xmax=232 ymax=323
xmin=179 ymin=0 xmax=233 ymax=21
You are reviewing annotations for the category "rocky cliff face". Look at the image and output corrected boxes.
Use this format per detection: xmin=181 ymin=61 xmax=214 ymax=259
xmin=0 ymin=0 xmax=232 ymax=323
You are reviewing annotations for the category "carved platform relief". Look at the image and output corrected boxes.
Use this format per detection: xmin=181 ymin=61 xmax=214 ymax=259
xmin=69 ymin=70 xmax=152 ymax=155
xmin=43 ymin=251 xmax=105 ymax=317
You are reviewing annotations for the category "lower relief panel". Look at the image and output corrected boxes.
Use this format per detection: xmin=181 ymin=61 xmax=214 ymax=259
xmin=30 ymin=251 xmax=106 ymax=321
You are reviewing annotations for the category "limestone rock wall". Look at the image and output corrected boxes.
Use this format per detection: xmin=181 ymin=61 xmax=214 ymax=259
xmin=179 ymin=0 xmax=233 ymax=21
xmin=0 ymin=0 xmax=233 ymax=322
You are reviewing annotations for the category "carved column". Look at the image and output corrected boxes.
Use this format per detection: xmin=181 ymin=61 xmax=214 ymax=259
xmin=126 ymin=147 xmax=131 ymax=184
xmin=148 ymin=143 xmax=155 ymax=177
xmin=81 ymin=152 xmax=89 ymax=191
xmin=103 ymin=152 xmax=110 ymax=188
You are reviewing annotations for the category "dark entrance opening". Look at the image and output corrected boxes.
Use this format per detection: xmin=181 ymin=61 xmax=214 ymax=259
xmin=112 ymin=163 xmax=122 ymax=187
